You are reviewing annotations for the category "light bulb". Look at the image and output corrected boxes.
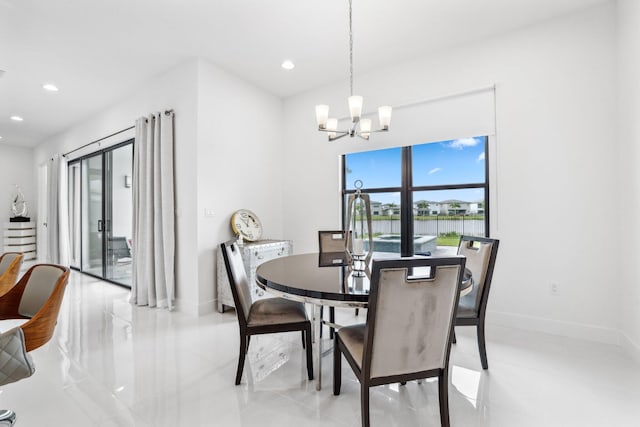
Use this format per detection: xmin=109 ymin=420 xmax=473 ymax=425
xmin=315 ymin=105 xmax=329 ymax=129
xmin=359 ymin=118 xmax=372 ymax=139
xmin=348 ymin=96 xmax=363 ymax=121
xmin=378 ymin=106 xmax=392 ymax=130
xmin=327 ymin=118 xmax=338 ymax=139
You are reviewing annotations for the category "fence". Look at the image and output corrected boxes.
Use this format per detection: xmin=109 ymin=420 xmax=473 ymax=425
xmin=370 ymin=216 xmax=485 ymax=237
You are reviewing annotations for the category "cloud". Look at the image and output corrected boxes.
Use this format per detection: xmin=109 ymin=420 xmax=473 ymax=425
xmin=476 ymin=152 xmax=485 ymax=162
xmin=428 ymin=167 xmax=442 ymax=175
xmin=448 ymin=137 xmax=480 ymax=149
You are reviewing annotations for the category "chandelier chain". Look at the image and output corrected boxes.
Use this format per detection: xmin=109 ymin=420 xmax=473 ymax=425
xmin=349 ymin=0 xmax=353 ymax=97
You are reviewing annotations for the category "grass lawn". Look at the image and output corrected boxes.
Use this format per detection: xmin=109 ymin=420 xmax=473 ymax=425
xmin=437 ymin=235 xmax=461 ymax=246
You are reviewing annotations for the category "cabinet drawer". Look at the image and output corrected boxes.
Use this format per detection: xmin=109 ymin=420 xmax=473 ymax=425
xmin=246 ymin=245 xmax=289 ymax=266
xmin=4 ymin=236 xmax=36 ymax=245
xmin=4 ymin=229 xmax=36 ymax=237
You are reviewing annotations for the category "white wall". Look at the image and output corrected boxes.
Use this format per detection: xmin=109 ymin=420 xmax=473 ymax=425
xmin=0 ymin=145 xmax=36 ymax=223
xmin=34 ymin=60 xmax=200 ymax=313
xmin=618 ymin=0 xmax=640 ymax=361
xmin=32 ymin=58 xmax=284 ymax=316
xmin=283 ymin=3 xmax=620 ymax=343
xmin=195 ymin=59 xmax=284 ymax=314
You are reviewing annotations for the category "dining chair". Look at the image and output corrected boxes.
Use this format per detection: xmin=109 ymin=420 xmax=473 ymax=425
xmin=454 ymin=235 xmax=499 ymax=369
xmin=317 ymin=230 xmax=360 ymax=339
xmin=220 ymin=241 xmax=313 ymax=385
xmin=0 ymin=253 xmax=24 ymax=296
xmin=333 ymin=256 xmax=466 ymax=427
xmin=0 ymin=263 xmax=70 ymax=425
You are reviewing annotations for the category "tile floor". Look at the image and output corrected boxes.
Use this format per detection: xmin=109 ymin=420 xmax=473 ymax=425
xmin=2 ymin=270 xmax=639 ymax=426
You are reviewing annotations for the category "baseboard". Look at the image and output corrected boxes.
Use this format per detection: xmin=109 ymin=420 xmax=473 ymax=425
xmin=486 ymin=310 xmax=621 ymax=345
xmin=620 ymin=332 xmax=640 ymax=364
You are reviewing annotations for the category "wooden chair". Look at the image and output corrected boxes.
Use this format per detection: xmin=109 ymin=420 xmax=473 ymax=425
xmin=220 ymin=241 xmax=313 ymax=385
xmin=0 ymin=263 xmax=70 ymax=425
xmin=454 ymin=235 xmax=499 ymax=369
xmin=0 ymin=253 xmax=24 ymax=296
xmin=334 ymin=256 xmax=466 ymax=427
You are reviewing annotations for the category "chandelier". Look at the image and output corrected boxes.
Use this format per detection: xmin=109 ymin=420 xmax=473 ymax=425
xmin=315 ymin=0 xmax=392 ymax=141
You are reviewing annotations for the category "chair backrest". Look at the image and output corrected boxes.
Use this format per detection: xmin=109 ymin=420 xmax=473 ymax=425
xmin=318 ymin=230 xmax=348 ymax=253
xmin=456 ymin=235 xmax=499 ymax=313
xmin=220 ymin=241 xmax=252 ymax=326
xmin=363 ymin=256 xmax=466 ymax=380
xmin=19 ymin=265 xmax=67 ymax=318
xmin=109 ymin=236 xmax=131 ymax=259
xmin=0 ymin=253 xmax=24 ymax=294
xmin=0 ymin=264 xmax=70 ymax=352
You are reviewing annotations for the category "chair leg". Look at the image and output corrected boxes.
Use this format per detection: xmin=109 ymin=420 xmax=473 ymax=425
xmin=438 ymin=369 xmax=450 ymax=427
xmin=0 ymin=409 xmax=16 ymax=426
xmin=320 ymin=306 xmax=324 ymax=338
xmin=452 ymin=329 xmax=457 ymax=344
xmin=477 ymin=321 xmax=488 ymax=369
xmin=361 ymin=384 xmax=370 ymax=427
xmin=355 ymin=308 xmax=359 ymax=316
xmin=333 ymin=338 xmax=342 ymax=395
xmin=302 ymin=330 xmax=306 ymax=349
xmin=236 ymin=334 xmax=248 ymax=385
xmin=305 ymin=324 xmax=314 ymax=380
xmin=329 ymin=307 xmax=335 ymax=339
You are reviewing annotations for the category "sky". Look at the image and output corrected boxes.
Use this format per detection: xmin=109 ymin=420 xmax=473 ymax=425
xmin=345 ymin=136 xmax=486 ymax=205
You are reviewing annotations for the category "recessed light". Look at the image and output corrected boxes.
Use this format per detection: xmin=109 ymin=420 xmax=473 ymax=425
xmin=10 ymin=116 xmax=23 ymax=122
xmin=281 ymin=60 xmax=295 ymax=70
xmin=42 ymin=83 xmax=59 ymax=92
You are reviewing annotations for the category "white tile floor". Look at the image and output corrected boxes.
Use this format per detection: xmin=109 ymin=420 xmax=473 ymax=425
xmin=2 ymin=270 xmax=639 ymax=426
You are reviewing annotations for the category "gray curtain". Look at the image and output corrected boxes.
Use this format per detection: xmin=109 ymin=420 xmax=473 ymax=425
xmin=131 ymin=111 xmax=176 ymax=310
xmin=47 ymin=154 xmax=70 ymax=265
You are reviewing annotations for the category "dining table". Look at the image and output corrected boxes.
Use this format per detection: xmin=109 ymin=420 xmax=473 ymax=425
xmin=255 ymin=252 xmax=473 ymax=391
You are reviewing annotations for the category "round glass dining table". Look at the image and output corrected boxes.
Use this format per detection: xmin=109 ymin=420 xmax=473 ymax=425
xmin=255 ymin=252 xmax=473 ymax=391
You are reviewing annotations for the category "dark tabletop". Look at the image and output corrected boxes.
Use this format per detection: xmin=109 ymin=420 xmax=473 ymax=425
xmin=256 ymin=252 xmax=472 ymax=304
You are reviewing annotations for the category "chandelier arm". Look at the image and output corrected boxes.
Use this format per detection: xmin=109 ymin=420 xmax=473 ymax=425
xmin=318 ymin=128 xmax=349 ymax=135
xmin=329 ymin=133 xmax=350 ymax=142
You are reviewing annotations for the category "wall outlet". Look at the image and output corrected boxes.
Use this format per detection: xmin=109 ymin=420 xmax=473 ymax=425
xmin=204 ymin=209 xmax=215 ymax=218
xmin=550 ymin=282 xmax=559 ymax=295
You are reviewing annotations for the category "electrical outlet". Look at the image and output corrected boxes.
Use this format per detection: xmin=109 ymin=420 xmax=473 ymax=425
xmin=204 ymin=209 xmax=215 ymax=218
xmin=550 ymin=282 xmax=559 ymax=295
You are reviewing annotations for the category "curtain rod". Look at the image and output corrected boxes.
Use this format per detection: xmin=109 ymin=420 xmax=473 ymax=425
xmin=63 ymin=125 xmax=134 ymax=157
xmin=62 ymin=109 xmax=174 ymax=157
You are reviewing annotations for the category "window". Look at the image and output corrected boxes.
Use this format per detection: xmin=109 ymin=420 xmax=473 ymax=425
xmin=342 ymin=136 xmax=488 ymax=256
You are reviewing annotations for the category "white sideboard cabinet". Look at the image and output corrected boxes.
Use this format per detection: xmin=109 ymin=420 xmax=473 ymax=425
xmin=216 ymin=239 xmax=292 ymax=313
xmin=3 ymin=221 xmax=37 ymax=260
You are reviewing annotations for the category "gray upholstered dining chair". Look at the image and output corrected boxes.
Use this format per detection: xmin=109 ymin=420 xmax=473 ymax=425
xmin=318 ymin=230 xmax=349 ymax=253
xmin=333 ymin=256 xmax=466 ymax=427
xmin=220 ymin=241 xmax=313 ymax=385
xmin=0 ymin=263 xmax=70 ymax=426
xmin=0 ymin=253 xmax=24 ymax=296
xmin=317 ymin=230 xmax=359 ymax=339
xmin=454 ymin=235 xmax=499 ymax=369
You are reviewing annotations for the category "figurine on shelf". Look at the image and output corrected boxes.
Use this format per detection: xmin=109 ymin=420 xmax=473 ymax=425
xmin=10 ymin=185 xmax=30 ymax=222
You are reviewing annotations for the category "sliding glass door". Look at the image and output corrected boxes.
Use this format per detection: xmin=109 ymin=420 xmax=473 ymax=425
xmin=68 ymin=141 xmax=133 ymax=287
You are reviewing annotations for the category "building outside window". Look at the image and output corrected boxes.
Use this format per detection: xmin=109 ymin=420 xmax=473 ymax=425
xmin=342 ymin=136 xmax=489 ymax=256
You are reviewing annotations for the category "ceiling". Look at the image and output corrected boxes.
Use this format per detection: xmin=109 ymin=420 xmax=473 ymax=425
xmin=0 ymin=0 xmax=609 ymax=148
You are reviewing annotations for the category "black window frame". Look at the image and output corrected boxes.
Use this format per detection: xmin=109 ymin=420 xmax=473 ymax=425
xmin=341 ymin=136 xmax=490 ymax=256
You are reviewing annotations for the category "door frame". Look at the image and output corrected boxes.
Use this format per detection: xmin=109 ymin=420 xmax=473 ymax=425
xmin=67 ymin=139 xmax=134 ymax=287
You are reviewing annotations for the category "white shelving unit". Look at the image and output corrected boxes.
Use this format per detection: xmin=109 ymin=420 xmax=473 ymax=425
xmin=3 ymin=221 xmax=37 ymax=261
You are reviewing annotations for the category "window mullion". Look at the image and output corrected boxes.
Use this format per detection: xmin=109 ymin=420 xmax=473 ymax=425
xmin=401 ymin=147 xmax=413 ymax=256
